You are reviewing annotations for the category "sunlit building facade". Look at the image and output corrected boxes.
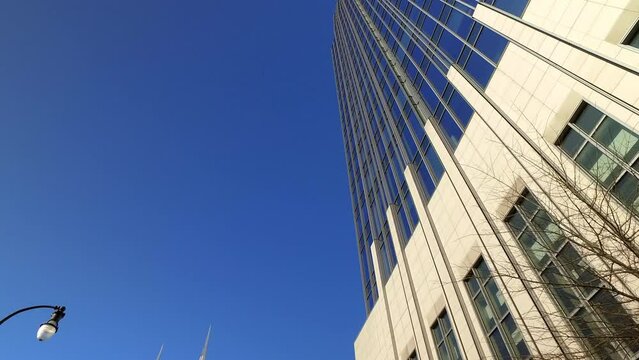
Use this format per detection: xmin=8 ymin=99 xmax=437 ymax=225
xmin=332 ymin=0 xmax=639 ymax=359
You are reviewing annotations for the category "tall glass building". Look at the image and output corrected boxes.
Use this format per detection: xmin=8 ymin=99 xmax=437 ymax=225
xmin=332 ymin=0 xmax=639 ymax=359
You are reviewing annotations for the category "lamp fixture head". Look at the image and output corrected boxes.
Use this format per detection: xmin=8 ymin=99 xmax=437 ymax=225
xmin=36 ymin=306 xmax=65 ymax=342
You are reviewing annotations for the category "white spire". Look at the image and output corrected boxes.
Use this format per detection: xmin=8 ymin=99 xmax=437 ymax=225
xmin=155 ymin=344 xmax=164 ymax=360
xmin=198 ymin=325 xmax=212 ymax=360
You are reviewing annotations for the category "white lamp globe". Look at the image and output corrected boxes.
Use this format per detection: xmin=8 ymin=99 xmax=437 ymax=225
xmin=36 ymin=323 xmax=57 ymax=341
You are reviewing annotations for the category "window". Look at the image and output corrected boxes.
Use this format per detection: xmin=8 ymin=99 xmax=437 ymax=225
xmin=483 ymin=0 xmax=529 ymax=17
xmin=557 ymin=102 xmax=639 ymax=211
xmin=431 ymin=310 xmax=462 ymax=360
xmin=465 ymin=259 xmax=530 ymax=359
xmin=465 ymin=258 xmax=531 ymax=359
xmin=506 ymin=190 xmax=639 ymax=358
xmin=623 ymin=20 xmax=639 ymax=48
xmin=407 ymin=350 xmax=418 ymax=360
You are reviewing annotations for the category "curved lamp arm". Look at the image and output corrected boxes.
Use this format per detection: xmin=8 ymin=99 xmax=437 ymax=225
xmin=0 ymin=305 xmax=61 ymax=326
xmin=0 ymin=305 xmax=67 ymax=342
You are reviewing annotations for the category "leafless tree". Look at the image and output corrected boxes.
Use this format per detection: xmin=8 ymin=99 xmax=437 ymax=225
xmin=466 ymin=121 xmax=639 ymax=359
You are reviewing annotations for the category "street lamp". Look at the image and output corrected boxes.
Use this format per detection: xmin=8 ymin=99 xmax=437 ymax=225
xmin=0 ymin=305 xmax=67 ymax=341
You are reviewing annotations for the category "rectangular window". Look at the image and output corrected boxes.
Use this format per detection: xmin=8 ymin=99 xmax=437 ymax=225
xmin=557 ymin=102 xmax=639 ymax=211
xmin=506 ymin=190 xmax=639 ymax=358
xmin=623 ymin=20 xmax=639 ymax=48
xmin=484 ymin=0 xmax=529 ymax=17
xmin=465 ymin=258 xmax=531 ymax=359
xmin=431 ymin=310 xmax=463 ymax=360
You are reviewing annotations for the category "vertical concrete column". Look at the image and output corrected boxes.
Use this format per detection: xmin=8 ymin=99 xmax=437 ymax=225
xmin=385 ymin=205 xmax=433 ymax=360
xmin=369 ymin=241 xmax=400 ymax=360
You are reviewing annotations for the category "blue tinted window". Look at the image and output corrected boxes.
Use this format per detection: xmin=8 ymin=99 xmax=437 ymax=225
xmin=439 ymin=30 xmax=464 ymax=60
xmin=379 ymin=242 xmax=393 ymax=279
xmin=426 ymin=65 xmax=447 ymax=93
xmin=426 ymin=146 xmax=445 ymax=181
xmin=428 ymin=0 xmax=444 ymax=18
xmin=441 ymin=112 xmax=463 ymax=148
xmin=397 ymin=203 xmax=413 ymax=240
xmin=446 ymin=8 xmax=472 ymax=38
xmin=465 ymin=52 xmax=494 ymax=88
xmin=420 ymin=82 xmax=439 ymax=112
xmin=490 ymin=0 xmax=528 ymax=17
xmin=449 ymin=91 xmax=474 ymax=127
xmin=417 ymin=158 xmax=437 ymax=197
xmin=420 ymin=16 xmax=436 ymax=36
xmin=405 ymin=190 xmax=420 ymax=226
xmin=407 ymin=110 xmax=425 ymax=140
xmin=401 ymin=125 xmax=418 ymax=160
xmin=475 ymin=27 xmax=508 ymax=62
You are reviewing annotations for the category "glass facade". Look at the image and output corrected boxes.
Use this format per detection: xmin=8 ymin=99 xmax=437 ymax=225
xmin=333 ymin=0 xmax=524 ymax=314
xmin=506 ymin=190 xmax=639 ymax=359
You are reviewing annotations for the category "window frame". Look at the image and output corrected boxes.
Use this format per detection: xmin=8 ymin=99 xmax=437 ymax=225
xmin=505 ymin=189 xmax=639 ymax=359
xmin=622 ymin=19 xmax=639 ymax=50
xmin=431 ymin=309 xmax=463 ymax=360
xmin=464 ymin=258 xmax=531 ymax=359
xmin=555 ymin=101 xmax=639 ymax=209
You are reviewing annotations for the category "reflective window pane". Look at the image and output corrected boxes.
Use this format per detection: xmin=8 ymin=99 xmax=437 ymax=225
xmin=489 ymin=330 xmax=512 ymax=359
xmin=475 ymin=292 xmax=497 ymax=330
xmin=575 ymin=142 xmax=623 ymax=187
xmin=593 ymin=117 xmax=639 ymax=162
xmin=485 ymin=278 xmax=509 ymax=318
xmin=613 ymin=171 xmax=639 ymax=210
xmin=574 ymin=105 xmax=604 ymax=134
xmin=590 ymin=290 xmax=639 ymax=354
xmin=540 ymin=263 xmax=581 ymax=314
xmin=557 ymin=244 xmax=601 ymax=297
xmin=518 ymin=228 xmax=550 ymax=270
xmin=559 ymin=129 xmax=586 ymax=157
xmin=503 ymin=314 xmax=531 ymax=358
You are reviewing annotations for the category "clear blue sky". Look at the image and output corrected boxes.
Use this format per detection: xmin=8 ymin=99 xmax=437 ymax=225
xmin=0 ymin=1 xmax=365 ymax=359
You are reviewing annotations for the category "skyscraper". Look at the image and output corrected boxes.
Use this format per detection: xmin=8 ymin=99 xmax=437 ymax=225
xmin=332 ymin=0 xmax=639 ymax=359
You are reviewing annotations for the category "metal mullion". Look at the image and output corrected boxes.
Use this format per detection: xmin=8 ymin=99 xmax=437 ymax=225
xmin=346 ymin=1 xmax=413 ymax=171
xmin=566 ymin=126 xmax=591 ymax=161
xmin=344 ymin=27 xmax=396 ymax=215
xmin=518 ymin=204 xmax=570 ymax=255
xmin=477 ymin=270 xmax=522 ymax=358
xmin=359 ymin=0 xmax=461 ymax=189
xmin=335 ymin=17 xmax=380 ymax=291
xmin=421 ymin=143 xmax=443 ymax=189
xmin=442 ymin=320 xmax=460 ymax=358
xmin=344 ymin=0 xmax=420 ymax=243
xmin=584 ymin=112 xmax=607 ymax=137
xmin=582 ymin=113 xmax=639 ymax=181
xmin=334 ymin=19 xmax=377 ymax=313
xmin=352 ymin=0 xmax=443 ymax=198
xmin=373 ymin=0 xmax=456 ymax=79
xmin=372 ymin=0 xmax=472 ymax=135
xmin=389 ymin=0 xmax=499 ymax=68
xmin=513 ymin=194 xmax=621 ymax=352
xmin=347 ymin=13 xmax=410 ymax=207
xmin=508 ymin=204 xmax=536 ymax=238
xmin=365 ymin=0 xmax=453 ymax=82
xmin=569 ymin=124 xmax=636 ymax=183
xmin=516 ymin=206 xmax=576 ymax=280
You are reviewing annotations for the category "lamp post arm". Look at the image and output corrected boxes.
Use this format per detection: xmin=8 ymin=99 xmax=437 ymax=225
xmin=0 ymin=305 xmax=60 ymax=326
